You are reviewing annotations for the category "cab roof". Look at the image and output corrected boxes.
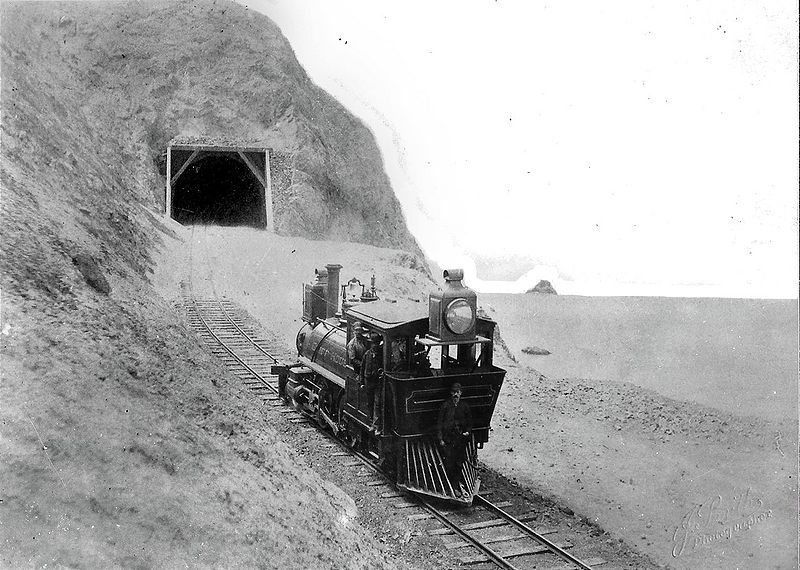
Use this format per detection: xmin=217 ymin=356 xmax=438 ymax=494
xmin=344 ymin=299 xmax=428 ymax=336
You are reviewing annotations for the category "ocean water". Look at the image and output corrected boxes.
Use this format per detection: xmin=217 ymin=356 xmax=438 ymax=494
xmin=481 ymin=294 xmax=798 ymax=421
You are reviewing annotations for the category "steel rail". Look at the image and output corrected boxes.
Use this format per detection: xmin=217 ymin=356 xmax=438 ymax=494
xmin=186 ymin=297 xmax=279 ymax=396
xmin=190 ymin=224 xmax=279 ymax=365
xmin=334 ymin=443 xmax=519 ymax=570
xmin=417 ymin=498 xmax=520 ymax=570
xmin=474 ymin=494 xmax=596 ymax=570
xmin=208 ymin=299 xmax=280 ymax=364
xmin=344 ymin=442 xmax=595 ymax=570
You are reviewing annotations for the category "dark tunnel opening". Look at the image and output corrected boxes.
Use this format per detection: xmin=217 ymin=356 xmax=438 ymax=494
xmin=172 ymin=154 xmax=266 ymax=228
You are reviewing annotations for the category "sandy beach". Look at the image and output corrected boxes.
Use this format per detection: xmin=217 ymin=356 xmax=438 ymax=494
xmin=482 ymin=293 xmax=797 ymax=421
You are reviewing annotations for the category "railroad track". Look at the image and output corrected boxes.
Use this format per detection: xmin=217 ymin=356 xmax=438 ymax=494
xmin=181 ymin=286 xmax=283 ymax=403
xmin=341 ymin=443 xmax=606 ymax=570
xmin=422 ymin=495 xmax=605 ymax=569
xmin=181 ymin=291 xmax=606 ymax=569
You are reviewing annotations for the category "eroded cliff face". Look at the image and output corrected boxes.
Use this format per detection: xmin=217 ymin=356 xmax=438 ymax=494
xmin=2 ymin=0 xmax=419 ymax=253
xmin=0 ymin=2 xmax=420 ymax=568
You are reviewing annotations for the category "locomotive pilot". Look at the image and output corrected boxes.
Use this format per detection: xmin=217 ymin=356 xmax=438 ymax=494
xmin=347 ymin=321 xmax=368 ymax=379
xmin=437 ymin=382 xmax=473 ymax=496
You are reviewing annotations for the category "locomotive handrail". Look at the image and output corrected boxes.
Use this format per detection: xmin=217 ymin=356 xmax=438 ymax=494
xmin=297 ymin=356 xmax=346 ymax=388
xmin=309 ymin=323 xmax=339 ymax=363
xmin=384 ymin=366 xmax=505 ymax=382
xmin=416 ymin=334 xmax=492 ymax=346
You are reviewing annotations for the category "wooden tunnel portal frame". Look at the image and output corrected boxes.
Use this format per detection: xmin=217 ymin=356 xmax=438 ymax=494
xmin=165 ymin=142 xmax=274 ymax=230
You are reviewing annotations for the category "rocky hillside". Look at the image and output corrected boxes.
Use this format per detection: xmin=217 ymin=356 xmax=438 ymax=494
xmin=1 ymin=0 xmax=418 ymax=251
xmin=0 ymin=1 xmax=424 ymax=568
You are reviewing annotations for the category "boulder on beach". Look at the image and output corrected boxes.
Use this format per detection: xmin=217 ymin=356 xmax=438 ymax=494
xmin=526 ymin=280 xmax=558 ymax=294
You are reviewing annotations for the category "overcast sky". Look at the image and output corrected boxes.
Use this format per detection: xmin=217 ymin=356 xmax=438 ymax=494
xmin=244 ymin=0 xmax=798 ymax=298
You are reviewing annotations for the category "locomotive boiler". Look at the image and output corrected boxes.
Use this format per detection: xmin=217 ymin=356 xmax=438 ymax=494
xmin=280 ymin=264 xmax=506 ymax=504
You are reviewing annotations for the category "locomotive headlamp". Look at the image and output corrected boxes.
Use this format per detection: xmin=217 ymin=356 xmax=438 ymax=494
xmin=428 ymin=268 xmax=478 ymax=341
xmin=444 ymin=298 xmax=475 ymax=334
xmin=344 ymin=278 xmax=363 ymax=301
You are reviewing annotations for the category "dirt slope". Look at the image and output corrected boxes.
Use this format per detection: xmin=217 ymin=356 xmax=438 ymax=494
xmin=0 ymin=1 xmax=425 ymax=567
xmin=0 ymin=94 xmax=404 ymax=570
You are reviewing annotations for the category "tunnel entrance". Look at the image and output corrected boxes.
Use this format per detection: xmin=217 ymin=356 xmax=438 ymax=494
xmin=173 ymin=153 xmax=264 ymax=227
xmin=165 ymin=139 xmax=274 ymax=230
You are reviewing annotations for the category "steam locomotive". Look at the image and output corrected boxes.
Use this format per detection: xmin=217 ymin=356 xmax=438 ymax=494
xmin=278 ymin=264 xmax=506 ymax=504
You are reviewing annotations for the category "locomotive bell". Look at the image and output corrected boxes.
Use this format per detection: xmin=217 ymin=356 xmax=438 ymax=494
xmin=428 ymin=268 xmax=477 ymax=342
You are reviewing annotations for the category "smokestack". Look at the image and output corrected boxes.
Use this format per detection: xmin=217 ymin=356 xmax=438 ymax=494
xmin=325 ymin=264 xmax=342 ymax=318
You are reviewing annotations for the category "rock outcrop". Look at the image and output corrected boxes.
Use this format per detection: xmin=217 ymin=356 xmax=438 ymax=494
xmin=522 ymin=346 xmax=551 ymax=355
xmin=527 ymin=280 xmax=558 ymax=294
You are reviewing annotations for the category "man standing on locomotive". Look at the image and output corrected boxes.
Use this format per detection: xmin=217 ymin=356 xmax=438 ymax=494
xmin=347 ymin=321 xmax=368 ymax=379
xmin=437 ymin=382 xmax=473 ymax=496
xmin=362 ymin=334 xmax=384 ymax=434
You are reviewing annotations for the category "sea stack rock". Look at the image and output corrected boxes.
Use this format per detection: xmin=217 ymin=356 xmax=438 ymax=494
xmin=527 ymin=280 xmax=558 ymax=294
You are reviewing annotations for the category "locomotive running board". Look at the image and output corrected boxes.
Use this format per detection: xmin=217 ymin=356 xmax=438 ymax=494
xmin=398 ymin=436 xmax=480 ymax=504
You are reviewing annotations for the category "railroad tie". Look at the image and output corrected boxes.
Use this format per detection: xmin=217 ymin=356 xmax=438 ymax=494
xmin=380 ymin=491 xmax=405 ymax=499
xmin=458 ymin=542 xmax=574 ymax=564
xmin=536 ymin=557 xmax=606 ymax=570
xmin=392 ymin=502 xmax=418 ymax=509
xmin=432 ymin=501 xmax=511 ymax=518
xmin=486 ymin=500 xmax=512 ymax=509
xmin=457 ymin=512 xmax=538 ymax=531
xmin=444 ymin=529 xmax=556 ymax=549
xmin=428 ymin=513 xmax=539 ymax=535
xmin=408 ymin=513 xmax=434 ymax=521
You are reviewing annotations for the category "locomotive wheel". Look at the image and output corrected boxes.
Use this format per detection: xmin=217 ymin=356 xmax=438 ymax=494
xmin=344 ymin=429 xmax=360 ymax=449
xmin=338 ymin=416 xmax=359 ymax=449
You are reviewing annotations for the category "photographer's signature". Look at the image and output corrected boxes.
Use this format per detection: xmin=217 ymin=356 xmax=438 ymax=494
xmin=672 ymin=487 xmax=772 ymax=558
